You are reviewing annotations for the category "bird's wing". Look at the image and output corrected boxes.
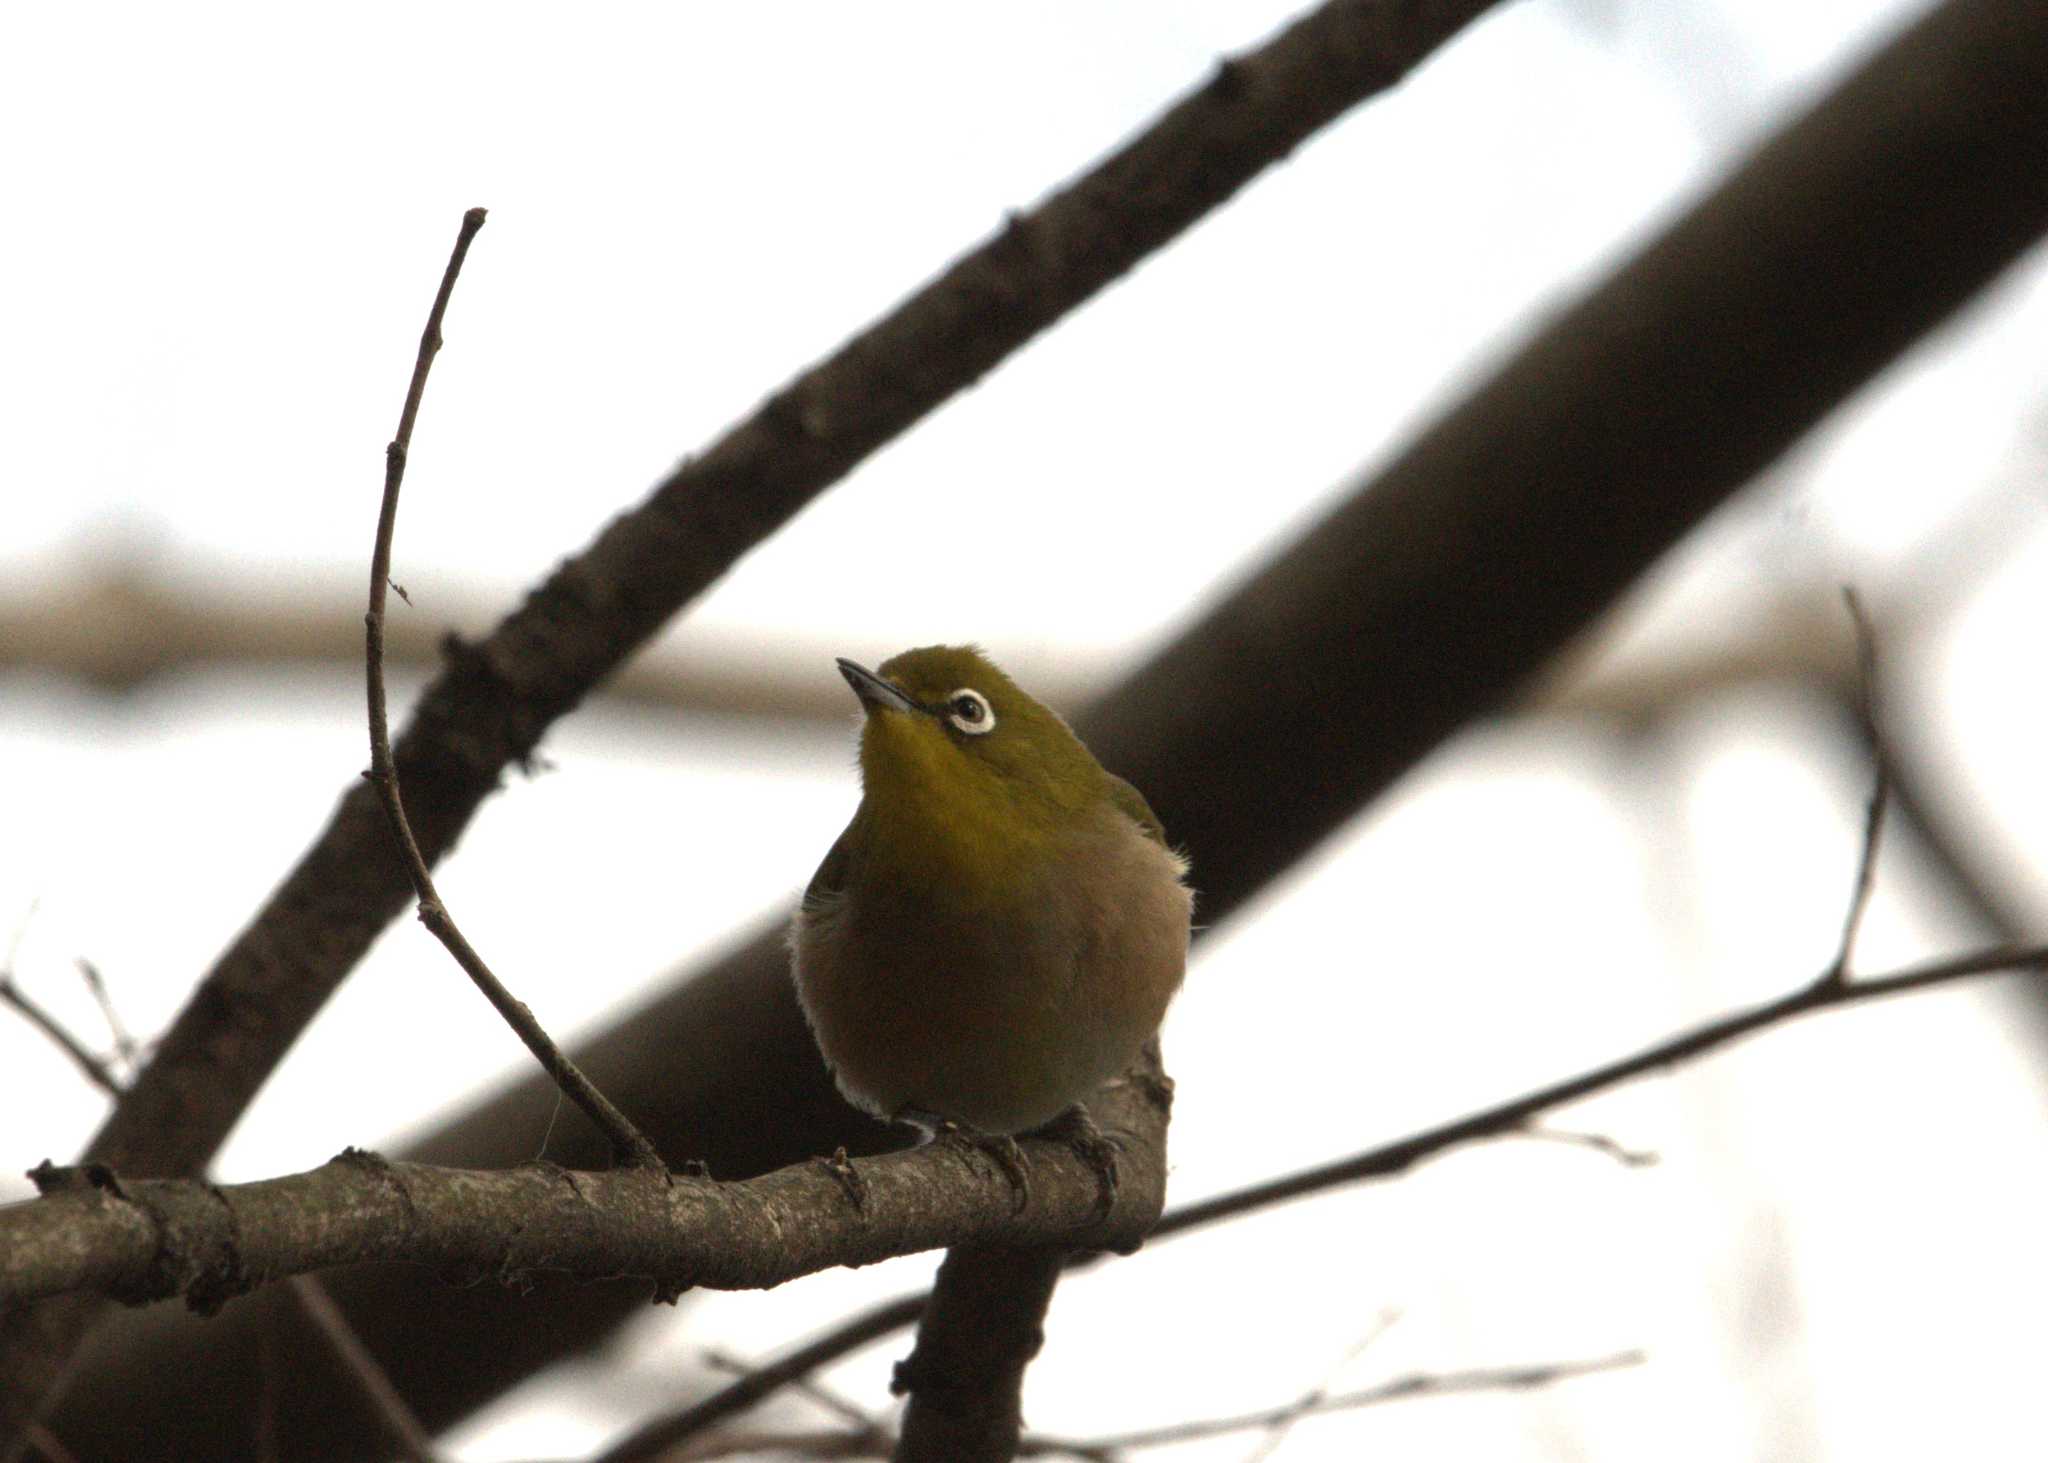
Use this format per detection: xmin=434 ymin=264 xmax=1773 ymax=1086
xmin=802 ymin=826 xmax=853 ymax=912
xmin=1104 ymin=773 xmax=1169 ymax=848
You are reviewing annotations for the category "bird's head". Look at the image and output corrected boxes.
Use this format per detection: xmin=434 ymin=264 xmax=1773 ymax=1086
xmin=838 ymin=645 xmax=1105 ymax=830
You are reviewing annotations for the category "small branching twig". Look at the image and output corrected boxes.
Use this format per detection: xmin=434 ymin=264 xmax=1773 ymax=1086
xmin=595 ymin=1344 xmax=1635 ymax=1462
xmin=0 ymin=906 xmax=122 ymax=1097
xmin=1240 ymin=1310 xmax=1401 ymax=1463
xmin=0 ymin=974 xmax=122 ymax=1099
xmin=1511 ymin=1125 xmax=1660 ymax=1168
xmin=359 ymin=207 xmax=664 ymax=1175
xmin=73 ymin=959 xmax=138 ymax=1071
xmin=704 ymin=1349 xmax=880 ymax=1432
xmin=594 ymin=1302 xmax=929 ymax=1462
xmin=1017 ymin=1350 xmax=1646 ymax=1457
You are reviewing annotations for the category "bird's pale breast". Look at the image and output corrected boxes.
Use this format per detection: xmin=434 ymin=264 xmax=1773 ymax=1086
xmin=791 ymin=800 xmax=1189 ymax=1134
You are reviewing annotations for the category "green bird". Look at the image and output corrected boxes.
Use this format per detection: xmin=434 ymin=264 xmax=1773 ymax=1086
xmin=790 ymin=645 xmax=1191 ymax=1145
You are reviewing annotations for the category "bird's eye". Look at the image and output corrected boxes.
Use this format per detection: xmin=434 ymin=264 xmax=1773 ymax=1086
xmin=945 ymin=689 xmax=995 ymax=735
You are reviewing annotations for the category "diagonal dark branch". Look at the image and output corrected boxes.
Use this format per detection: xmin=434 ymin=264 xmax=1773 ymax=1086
xmin=359 ymin=205 xmax=664 ymax=1174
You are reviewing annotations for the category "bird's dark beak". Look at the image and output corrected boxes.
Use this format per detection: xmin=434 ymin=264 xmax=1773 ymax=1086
xmin=837 ymin=658 xmax=922 ymax=717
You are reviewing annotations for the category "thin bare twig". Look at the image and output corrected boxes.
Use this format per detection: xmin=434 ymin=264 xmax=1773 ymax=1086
xmin=1161 ymin=942 xmax=2046 ymax=1232
xmin=595 ymin=1301 xmax=929 ymax=1463
xmin=1240 ymin=1310 xmax=1401 ymax=1463
xmin=0 ymin=907 xmax=120 ymax=1097
xmin=704 ymin=1350 xmax=879 ymax=1433
xmin=1510 ymin=1125 xmax=1660 ymax=1168
xmin=0 ymin=975 xmax=122 ymax=1099
xmin=578 ymin=1343 xmax=1633 ymax=1462
xmin=286 ymin=1276 xmax=440 ymax=1463
xmin=359 ymin=206 xmax=664 ymax=1174
xmin=1822 ymin=587 xmax=1889 ymax=987
xmin=1019 ymin=1350 xmax=1646 ymax=1457
xmin=72 ymin=959 xmax=137 ymax=1069
xmin=658 ymin=1428 xmax=890 ymax=1460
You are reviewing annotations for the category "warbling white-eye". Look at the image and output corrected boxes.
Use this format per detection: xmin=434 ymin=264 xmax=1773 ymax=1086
xmin=790 ymin=646 xmax=1191 ymax=1153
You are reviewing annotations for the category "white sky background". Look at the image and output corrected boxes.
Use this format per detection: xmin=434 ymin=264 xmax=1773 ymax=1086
xmin=5 ymin=1 xmax=2048 ymax=1459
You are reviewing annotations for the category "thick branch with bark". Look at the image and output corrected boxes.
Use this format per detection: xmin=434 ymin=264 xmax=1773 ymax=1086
xmin=39 ymin=1 xmax=2048 ymax=1454
xmin=0 ymin=1079 xmax=1165 ymax=1314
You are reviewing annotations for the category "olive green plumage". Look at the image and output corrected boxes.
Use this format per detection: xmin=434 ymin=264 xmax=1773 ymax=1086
xmin=790 ymin=645 xmax=1191 ymax=1135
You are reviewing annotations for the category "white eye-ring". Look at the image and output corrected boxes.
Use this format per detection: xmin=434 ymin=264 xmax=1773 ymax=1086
xmin=944 ymin=688 xmax=995 ymax=735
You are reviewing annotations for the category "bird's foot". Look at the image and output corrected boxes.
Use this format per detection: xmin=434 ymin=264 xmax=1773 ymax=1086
xmin=897 ymin=1107 xmax=1031 ymax=1214
xmin=1033 ymin=1104 xmax=1122 ymax=1220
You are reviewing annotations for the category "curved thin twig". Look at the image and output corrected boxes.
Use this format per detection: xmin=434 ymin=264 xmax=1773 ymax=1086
xmin=360 ymin=206 xmax=664 ymax=1174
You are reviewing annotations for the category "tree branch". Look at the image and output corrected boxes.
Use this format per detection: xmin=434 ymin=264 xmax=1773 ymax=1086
xmin=889 ymin=1246 xmax=1066 ymax=1463
xmin=0 ymin=1069 xmax=1167 ymax=1312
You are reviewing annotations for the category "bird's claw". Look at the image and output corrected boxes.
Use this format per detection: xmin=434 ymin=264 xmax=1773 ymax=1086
xmin=1038 ymin=1104 xmax=1122 ymax=1219
xmin=898 ymin=1108 xmax=1031 ymax=1213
